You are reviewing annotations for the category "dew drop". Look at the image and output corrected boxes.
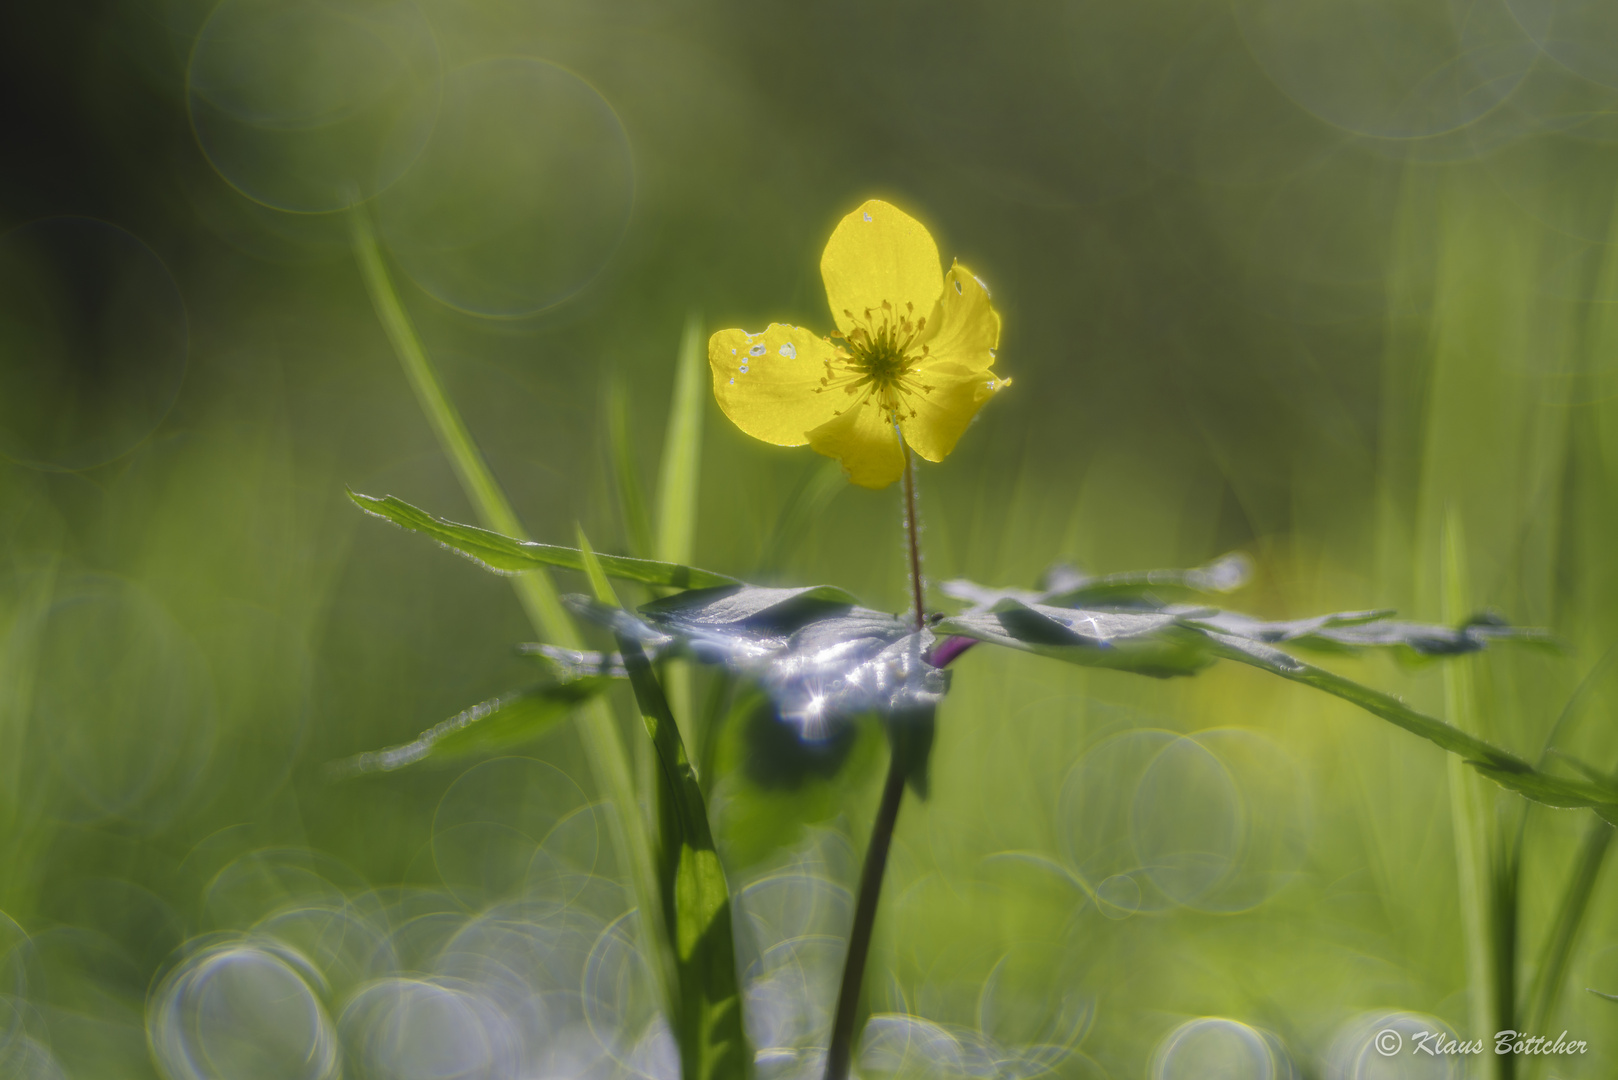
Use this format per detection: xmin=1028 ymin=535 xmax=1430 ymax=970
xmin=954 ymin=280 xmax=963 ymax=294
xmin=862 ymin=212 xmax=872 ymax=222
xmin=731 ymin=348 xmax=737 ymax=355
xmin=779 ymin=342 xmax=796 ymax=359
xmin=749 ymin=342 xmax=767 ymax=357
xmin=728 ymin=377 xmax=735 ymax=385
xmin=739 ymin=362 xmax=749 ymax=374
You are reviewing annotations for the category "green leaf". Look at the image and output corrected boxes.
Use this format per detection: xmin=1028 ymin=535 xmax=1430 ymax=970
xmin=575 ymin=534 xmax=750 ymax=1080
xmin=934 ymin=600 xmax=1216 ymax=678
xmin=937 ymin=572 xmax=1618 ymax=816
xmin=711 ymin=691 xmax=883 ymax=868
xmin=1204 ymin=632 xmax=1618 ymax=810
xmin=349 ymin=491 xmax=739 ymax=589
xmin=565 ymin=587 xmax=947 ymax=735
xmin=940 ymin=553 xmax=1249 ymax=610
xmin=619 ymin=636 xmax=749 ymax=1080
xmin=886 ymin=705 xmax=936 ymax=799
xmin=1043 ymin=553 xmax=1251 ymax=605
xmin=638 ymin=583 xmax=862 ymax=628
xmin=330 ymin=679 xmax=610 ymax=774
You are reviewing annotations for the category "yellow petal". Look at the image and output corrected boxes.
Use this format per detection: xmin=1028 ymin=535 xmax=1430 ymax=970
xmin=709 ymin=324 xmax=840 ymax=447
xmin=819 ymin=199 xmax=942 ymax=336
xmin=807 ymin=389 xmax=906 ymax=489
xmin=916 ymin=261 xmax=1001 ymax=373
xmin=898 ymin=361 xmax=1009 ymax=464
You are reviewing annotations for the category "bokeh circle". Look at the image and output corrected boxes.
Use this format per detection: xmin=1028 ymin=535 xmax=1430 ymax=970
xmin=339 ymin=977 xmax=522 ymax=1080
xmin=376 ymin=58 xmax=635 ymax=317
xmin=1231 ymin=0 xmax=1536 ymax=140
xmin=1151 ymin=1017 xmax=1290 ymax=1080
xmin=186 ymin=0 xmax=442 ymax=213
xmin=147 ymin=941 xmax=338 ymax=1080
xmin=27 ymin=576 xmax=216 ymax=828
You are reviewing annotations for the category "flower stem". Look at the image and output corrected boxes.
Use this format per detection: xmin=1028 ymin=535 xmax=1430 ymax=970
xmin=902 ymin=441 xmax=926 ymax=632
xmin=825 ymin=751 xmax=907 ymax=1080
xmin=824 ymin=440 xmax=926 ymax=1080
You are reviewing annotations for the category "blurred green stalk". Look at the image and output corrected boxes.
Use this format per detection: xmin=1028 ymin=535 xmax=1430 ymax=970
xmin=656 ymin=314 xmax=706 ymax=758
xmin=347 ymin=209 xmax=671 ymax=1008
xmin=1442 ymin=512 xmax=1512 ymax=1080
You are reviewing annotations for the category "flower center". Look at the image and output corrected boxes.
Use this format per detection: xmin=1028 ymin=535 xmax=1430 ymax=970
xmin=851 ymin=321 xmax=912 ymax=388
xmin=818 ymin=300 xmax=934 ymax=420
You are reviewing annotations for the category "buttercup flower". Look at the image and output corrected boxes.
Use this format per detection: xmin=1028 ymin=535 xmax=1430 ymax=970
xmin=709 ymin=199 xmax=1009 ymax=489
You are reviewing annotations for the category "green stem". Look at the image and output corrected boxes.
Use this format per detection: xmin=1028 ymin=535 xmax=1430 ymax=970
xmin=347 ymin=209 xmax=669 ymax=1011
xmin=824 ymin=440 xmax=925 ymax=1080
xmin=901 ymin=442 xmax=926 ymax=632
xmin=1519 ymin=644 xmax=1618 ymax=1053
xmin=1523 ymin=814 xmax=1613 ymax=1039
xmin=824 ymin=752 xmax=907 ymax=1080
xmin=1440 ymin=512 xmax=1508 ymax=1080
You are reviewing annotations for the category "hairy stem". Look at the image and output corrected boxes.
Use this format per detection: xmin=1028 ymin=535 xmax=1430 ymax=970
xmin=902 ymin=441 xmax=926 ymax=632
xmin=824 ymin=440 xmax=927 ymax=1080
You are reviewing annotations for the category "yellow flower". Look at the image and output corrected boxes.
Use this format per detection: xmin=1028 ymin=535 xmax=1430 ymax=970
xmin=709 ymin=199 xmax=1009 ymax=489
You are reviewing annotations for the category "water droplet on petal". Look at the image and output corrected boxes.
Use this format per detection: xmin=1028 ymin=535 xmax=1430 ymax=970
xmin=728 ymin=377 xmax=735 ymax=385
xmin=739 ymin=362 xmax=749 ymax=374
xmin=731 ymin=348 xmax=737 ymax=355
xmin=862 ymin=212 xmax=872 ymax=222
xmin=975 ymin=275 xmax=990 ymax=295
xmin=953 ymin=280 xmax=962 ymax=294
xmin=749 ymin=342 xmax=767 ymax=357
xmin=779 ymin=342 xmax=796 ymax=359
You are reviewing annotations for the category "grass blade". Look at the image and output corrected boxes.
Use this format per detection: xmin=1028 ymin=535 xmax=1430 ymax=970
xmin=656 ymin=313 xmax=708 ymax=760
xmin=1523 ymin=815 xmax=1615 ymax=1035
xmin=348 ymin=209 xmax=571 ymax=635
xmin=348 ymin=210 xmax=667 ymax=1031
xmin=350 ymin=491 xmax=739 ymax=589
xmin=1440 ymin=514 xmax=1504 ymax=1079
xmin=579 ymin=530 xmax=750 ymax=1080
xmin=1521 ymin=644 xmax=1618 ymax=1039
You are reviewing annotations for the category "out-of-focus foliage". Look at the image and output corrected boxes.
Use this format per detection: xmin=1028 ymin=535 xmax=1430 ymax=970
xmin=4 ymin=0 xmax=1618 ymax=1077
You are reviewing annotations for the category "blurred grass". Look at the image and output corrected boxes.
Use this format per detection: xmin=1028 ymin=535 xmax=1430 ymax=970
xmin=1 ymin=0 xmax=1617 ymax=1076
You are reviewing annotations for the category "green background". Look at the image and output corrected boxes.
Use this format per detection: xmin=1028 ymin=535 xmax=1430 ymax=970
xmin=2 ymin=0 xmax=1616 ymax=1076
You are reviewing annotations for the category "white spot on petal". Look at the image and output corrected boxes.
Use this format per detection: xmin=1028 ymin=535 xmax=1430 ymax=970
xmin=739 ymin=362 xmax=749 ymax=373
xmin=780 ymin=342 xmax=796 ymax=359
xmin=863 ymin=212 xmax=872 ymax=222
xmin=728 ymin=377 xmax=735 ymax=385
xmin=749 ymin=343 xmax=767 ymax=357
